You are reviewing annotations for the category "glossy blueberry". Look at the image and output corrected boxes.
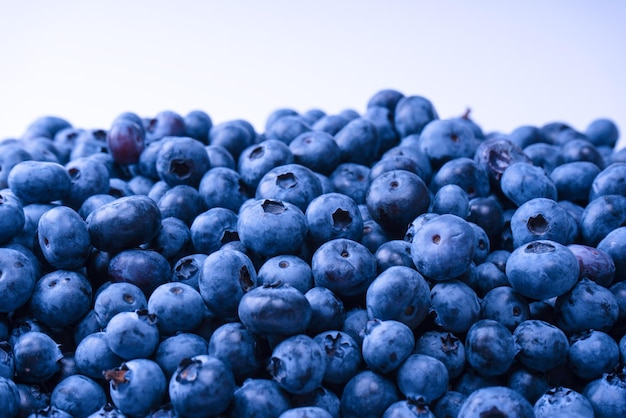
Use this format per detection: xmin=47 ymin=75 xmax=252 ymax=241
xmin=157 ymin=184 xmax=205 ymax=226
xmin=306 ymin=192 xmax=364 ymax=248
xmin=410 ymin=214 xmax=475 ymax=282
xmin=513 ymin=319 xmax=569 ymax=372
xmin=105 ymin=359 xmax=167 ymax=417
xmin=313 ymin=330 xmax=361 ymax=385
xmin=523 ymin=143 xmax=563 ymax=173
xmin=291 ymin=386 xmax=341 ymax=418
xmin=93 ymin=282 xmax=147 ymax=327
xmin=334 ymin=118 xmax=380 ymax=166
xmin=413 ymin=331 xmax=465 ymax=380
xmin=86 ymin=195 xmax=161 ymax=253
xmin=205 ymin=144 xmax=236 ymax=170
xmin=13 ymin=331 xmax=63 ymax=383
xmin=305 ymin=287 xmax=345 ymax=335
xmin=197 ymin=167 xmax=247 ymax=213
xmin=549 ymin=161 xmax=600 ymax=204
xmin=29 ymin=270 xmax=92 ymax=329
xmin=430 ymin=184 xmax=470 ymax=219
xmin=0 ymin=191 xmax=25 ymax=244
xmin=238 ymin=139 xmax=294 ymax=192
xmin=105 ymin=310 xmax=159 ymax=360
xmin=106 ymin=119 xmax=144 ymax=165
xmin=148 ymin=282 xmax=204 ymax=335
xmin=155 ymin=136 xmax=210 ymax=188
xmin=278 ymin=407 xmax=333 ymax=418
xmin=62 ymin=156 xmax=111 ymax=210
xmin=457 ymin=386 xmax=534 ymax=417
xmin=481 ymin=286 xmax=530 ymax=331
xmin=74 ymin=331 xmax=123 ymax=380
xmin=206 ymin=322 xmax=260 ymax=383
xmin=238 ymin=199 xmax=307 ymax=257
xmin=329 ymin=163 xmax=370 ymax=205
xmin=430 ymin=280 xmax=481 ymax=334
xmin=228 ymin=378 xmax=291 ymax=418
xmin=238 ymin=282 xmax=311 ymax=336
xmin=268 ymin=334 xmax=326 ymax=395
xmin=51 ymin=375 xmax=106 ymax=418
xmin=373 ymin=240 xmax=414 ymax=272
xmin=580 ymin=194 xmax=626 ymax=246
xmin=505 ymin=240 xmax=579 ymax=300
xmin=534 ymin=386 xmax=594 ymax=418
xmin=257 ymin=255 xmax=313 ymax=294
xmin=510 ymin=197 xmax=577 ymax=248
xmin=394 ymin=95 xmax=438 ymax=138
xmin=108 ymin=249 xmax=171 ymax=296
xmin=0 ymin=247 xmax=39 ymax=313
xmin=265 ymin=114 xmax=311 ymax=145
xmin=144 ymin=110 xmax=186 ymax=143
xmin=146 ymin=216 xmax=192 ymax=264
xmin=288 ymin=131 xmax=341 ymax=175
xmin=184 ymin=110 xmax=212 ymax=143
xmin=256 ymin=163 xmax=323 ymax=212
xmin=465 ymin=319 xmax=517 ymax=377
xmin=568 ymin=244 xmax=615 ymax=287
xmin=582 ymin=373 xmax=626 ymax=418
xmin=340 ymin=370 xmax=399 ymax=418
xmin=568 ymin=330 xmax=619 ymax=381
xmin=500 ymin=162 xmax=558 ymax=207
xmin=312 ymin=238 xmax=377 ymax=298
xmin=8 ymin=161 xmax=72 ymax=204
xmin=366 ymin=265 xmax=430 ymax=330
xmin=555 ymin=278 xmax=619 ymax=335
xmin=362 ymin=319 xmax=414 ymax=373
xmin=366 ymin=169 xmax=430 ymax=237
xmin=396 ymin=354 xmax=449 ymax=403
xmin=198 ymin=248 xmax=256 ymax=321
xmin=189 ymin=207 xmax=239 ymax=255
xmin=37 ymin=206 xmax=91 ymax=270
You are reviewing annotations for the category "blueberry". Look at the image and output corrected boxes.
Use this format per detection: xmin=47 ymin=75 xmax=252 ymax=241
xmin=228 ymin=378 xmax=291 ymax=418
xmin=313 ymin=330 xmax=361 ymax=385
xmin=155 ymin=136 xmax=210 ymax=188
xmin=585 ymin=118 xmax=620 ymax=147
xmin=480 ymin=286 xmax=530 ymax=331
xmin=63 ymin=157 xmax=111 ymax=210
xmin=157 ymin=184 xmax=206 ymax=226
xmin=146 ymin=216 xmax=192 ymax=264
xmin=513 ymin=319 xmax=569 ymax=372
xmin=74 ymin=331 xmax=123 ymax=380
xmin=170 ymin=253 xmax=207 ymax=291
xmin=305 ymin=192 xmax=364 ymax=249
xmin=291 ymin=386 xmax=341 ymax=418
xmin=205 ymin=144 xmax=236 ymax=169
xmin=340 ymin=370 xmax=399 ymax=418
xmin=396 ymin=354 xmax=449 ymax=404
xmin=430 ymin=279 xmax=481 ymax=334
xmin=334 ymin=118 xmax=380 ymax=166
xmin=93 ymin=282 xmax=147 ymax=327
xmin=505 ymin=240 xmax=579 ymax=300
xmin=278 ymin=407 xmax=334 ymax=418
xmin=0 ymin=191 xmax=25 ymax=245
xmin=382 ymin=400 xmax=436 ymax=418
xmin=0 ymin=142 xmax=31 ymax=189
xmin=465 ymin=319 xmax=517 ymax=377
xmin=184 ymin=110 xmax=212 ymax=144
xmin=580 ymin=194 xmax=626 ymax=246
xmin=154 ymin=333 xmax=208 ymax=380
xmin=238 ymin=139 xmax=294 ymax=192
xmin=363 ymin=105 xmax=399 ymax=154
xmin=362 ymin=319 xmax=414 ymax=374
xmin=383 ymin=145 xmax=433 ymax=185
xmin=414 ymin=331 xmax=465 ymax=380
xmin=367 ymin=88 xmax=404 ymax=112
xmin=473 ymin=136 xmax=530 ymax=189
xmin=13 ymin=331 xmax=63 ymax=384
xmin=457 ymin=386 xmax=534 ymax=417
xmin=589 ymin=162 xmax=626 ymax=200
xmin=329 ymin=163 xmax=370 ymax=205
xmin=419 ymin=119 xmax=477 ymax=169
xmin=198 ymin=167 xmax=247 ymax=213
xmin=51 ymin=375 xmax=107 ymax=418
xmin=568 ymin=330 xmax=619 ymax=381
xmin=341 ymin=308 xmax=369 ymax=348
xmin=288 ymin=131 xmax=341 ymax=175
xmin=0 ymin=247 xmax=39 ymax=314
xmin=23 ymin=115 xmax=72 ymax=141
xmin=268 ymin=334 xmax=326 ymax=395
xmin=208 ymin=322 xmax=260 ymax=383
xmin=105 ymin=358 xmax=167 ymax=417
xmin=190 ymin=207 xmax=239 ymax=255
xmin=568 ymin=244 xmax=616 ymax=287
xmin=394 ymin=95 xmax=438 ymax=138
xmin=410 ymin=214 xmax=475 ymax=282
xmin=373 ymin=240 xmax=414 ymax=272
xmin=108 ymin=249 xmax=171 ymax=296
xmin=432 ymin=391 xmax=467 ymax=418
xmin=550 ymin=161 xmax=601 ymax=204
xmin=37 ymin=206 xmax=91 ymax=270
xmin=582 ymin=372 xmax=626 ymax=418
xmin=148 ymin=282 xmax=204 ymax=335
xmin=534 ymin=386 xmax=594 ymax=418
xmin=105 ymin=310 xmax=159 ymax=360
xmin=0 ymin=376 xmax=20 ymax=417
xmin=257 ymin=255 xmax=313 ymax=294
xmin=598 ymin=226 xmax=626 ymax=282
xmin=312 ymin=114 xmax=351 ymax=135
xmin=561 ymin=138 xmax=605 ymax=168
xmin=256 ymin=163 xmax=323 ymax=212
xmin=8 ymin=160 xmax=72 ymax=204
xmin=510 ymin=197 xmax=577 ymax=248
xmin=305 ymin=287 xmax=345 ymax=335
xmin=106 ymin=119 xmax=145 ymax=165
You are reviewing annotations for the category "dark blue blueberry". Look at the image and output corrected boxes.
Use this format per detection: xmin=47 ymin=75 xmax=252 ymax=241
xmin=505 ymin=240 xmax=579 ymax=300
xmin=457 ymin=386 xmax=534 ymax=417
xmin=396 ymin=354 xmax=449 ymax=403
xmin=0 ymin=191 xmax=25 ymax=245
xmin=510 ymin=197 xmax=577 ymax=248
xmin=210 ymin=119 xmax=256 ymax=161
xmin=148 ymin=282 xmax=204 ymax=335
xmin=394 ymin=95 xmax=438 ymax=138
xmin=590 ymin=162 xmax=626 ymax=200
xmin=568 ymin=244 xmax=615 ymax=287
xmin=69 ymin=130 xmax=108 ymax=161
xmin=367 ymin=88 xmax=404 ymax=112
xmin=154 ymin=333 xmax=208 ymax=380
xmin=0 ymin=377 xmax=22 ymax=418
xmin=107 ymin=177 xmax=134 ymax=198
xmin=238 ymin=139 xmax=294 ymax=192
xmin=366 ymin=265 xmax=430 ymax=330
xmin=513 ymin=319 xmax=569 ymax=372
xmin=144 ymin=110 xmax=186 ymax=143
xmin=465 ymin=319 xmax=517 ymax=377
xmin=480 ymin=286 xmax=530 ymax=331
xmin=8 ymin=161 xmax=72 ymax=204
xmin=550 ymin=161 xmax=601 ymax=204
xmin=541 ymin=121 xmax=574 ymax=144
xmin=93 ymin=282 xmax=147 ymax=327
xmin=256 ymin=163 xmax=323 ymax=212
xmin=582 ymin=373 xmax=626 ymax=418
xmin=306 ymin=192 xmax=364 ymax=249
xmin=430 ymin=280 xmax=481 ymax=334
xmin=500 ymin=162 xmax=558 ymax=207
xmin=312 ymin=238 xmax=377 ymax=298
xmin=155 ymin=136 xmax=210 ymax=188
xmin=257 ymin=255 xmax=313 ymax=294
xmin=199 ymin=248 xmax=257 ymax=321
xmin=313 ymin=330 xmax=361 ymax=386
xmin=430 ymin=184 xmax=470 ymax=219
xmin=0 ymin=247 xmax=39 ymax=314
xmin=338 ymin=109 xmax=360 ymax=121
xmin=0 ymin=142 xmax=32 ymax=189
xmin=598 ymin=226 xmax=626 ymax=282
xmin=265 ymin=115 xmax=312 ymax=145
xmin=146 ymin=216 xmax=192 ymax=264
xmin=190 ymin=207 xmax=238 ymax=255
xmin=228 ymin=378 xmax=291 ymax=418
xmin=289 ymin=131 xmax=341 ymax=175
xmin=29 ymin=270 xmax=92 ymax=329
xmin=509 ymin=125 xmax=549 ymax=149
xmin=561 ymin=138 xmax=605 ymax=168
xmin=341 ymin=308 xmax=369 ymax=348
xmin=568 ymin=330 xmax=619 ymax=381
xmin=473 ymin=136 xmax=531 ymax=190
xmin=410 ymin=214 xmax=475 ymax=282
xmin=534 ymin=386 xmax=594 ymax=418
xmin=106 ymin=119 xmax=145 ymax=165
xmin=419 ymin=119 xmax=477 ymax=169
xmin=184 ymin=110 xmax=212 ymax=144
xmin=432 ymin=391 xmax=467 ymax=418
xmin=51 ymin=375 xmax=106 ymax=418
xmin=291 ymin=386 xmax=340 ymax=418
xmin=523 ymin=142 xmax=564 ymax=173
xmin=383 ymin=144 xmax=433 ymax=185
xmin=106 ymin=359 xmax=167 ymax=417
xmin=361 ymin=219 xmax=392 ymax=253
xmin=382 ymin=400 xmax=435 ymax=418
xmin=366 ymin=169 xmax=430 ymax=237
xmin=305 ymin=287 xmax=345 ymax=335
xmin=85 ymin=402 xmax=128 ymax=417
xmin=268 ymin=334 xmax=326 ymax=395
xmin=105 ymin=310 xmax=159 ymax=360
xmin=170 ymin=253 xmax=207 ymax=292
xmin=0 ymin=342 xmax=13 ymax=379
xmin=506 ymin=367 xmax=549 ymax=405
xmin=74 ymin=331 xmax=123 ymax=380
xmin=238 ymin=282 xmax=311 ymax=336
xmin=205 ymin=144 xmax=236 ymax=169
xmin=279 ymin=407 xmax=333 ymax=418
xmin=16 ymin=383 xmax=51 ymax=418
xmin=208 ymin=322 xmax=260 ymax=383
xmin=334 ymin=118 xmax=380 ymax=166
xmin=585 ymin=118 xmax=620 ymax=147
xmin=373 ymin=239 xmax=414 ymax=272
xmin=414 ymin=331 xmax=466 ymax=380
xmin=86 ymin=195 xmax=161 ymax=253
xmin=555 ymin=278 xmax=619 ymax=335
xmin=62 ymin=157 xmax=111 ymax=210
xmin=138 ymin=140 xmax=166 ymax=181
xmin=157 ymin=184 xmax=206 ymax=226
xmin=37 ymin=206 xmax=91 ymax=270
xmin=108 ymin=249 xmax=171 ymax=296
xmin=363 ymin=105 xmax=399 ymax=154
xmin=198 ymin=167 xmax=247 ymax=213
xmin=328 ymin=163 xmax=370 ymax=205
xmin=340 ymin=370 xmax=399 ymax=418
xmin=362 ymin=319 xmax=414 ymax=373
xmin=78 ymin=193 xmax=116 ymax=220
xmin=13 ymin=331 xmax=63 ymax=383
xmin=312 ymin=114 xmax=350 ymax=135
xmin=611 ymin=281 xmax=626 ymax=328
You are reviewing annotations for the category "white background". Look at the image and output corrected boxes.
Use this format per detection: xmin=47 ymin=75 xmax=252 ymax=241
xmin=1 ymin=1 xmax=625 ymax=150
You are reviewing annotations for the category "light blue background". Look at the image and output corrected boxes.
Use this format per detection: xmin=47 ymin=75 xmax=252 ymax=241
xmin=1 ymin=1 xmax=625 ymax=150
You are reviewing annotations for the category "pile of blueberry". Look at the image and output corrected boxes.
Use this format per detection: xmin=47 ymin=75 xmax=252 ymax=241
xmin=1 ymin=88 xmax=625 ymax=418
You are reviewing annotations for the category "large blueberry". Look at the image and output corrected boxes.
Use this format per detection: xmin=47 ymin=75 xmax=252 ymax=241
xmin=550 ymin=161 xmax=601 ymax=204
xmin=305 ymin=286 xmax=345 ymax=335
xmin=396 ymin=354 xmax=449 ymax=404
xmin=257 ymin=254 xmax=313 ymax=294
xmin=37 ymin=205 xmax=91 ymax=270
xmin=148 ymin=282 xmax=205 ymax=335
xmin=105 ymin=310 xmax=159 ymax=360
xmin=256 ymin=163 xmax=323 ymax=212
xmin=0 ymin=247 xmax=39 ymax=313
xmin=306 ymin=192 xmax=364 ymax=249
xmin=210 ymin=119 xmax=256 ymax=161
xmin=51 ymin=375 xmax=106 ymax=418
xmin=105 ymin=359 xmax=166 ymax=417
xmin=108 ymin=249 xmax=171 ymax=296
xmin=208 ymin=322 xmax=260 ymax=383
xmin=229 ymin=378 xmax=291 ymax=418
xmin=598 ymin=226 xmax=626 ymax=282
xmin=582 ymin=373 xmax=626 ymax=418
xmin=238 ymin=139 xmax=294 ymax=192
xmin=184 ymin=109 xmax=212 ymax=143
xmin=268 ymin=334 xmax=326 ymax=395
xmin=414 ymin=331 xmax=466 ymax=380
xmin=480 ymin=286 xmax=530 ymax=331
xmin=289 ymin=131 xmax=341 ymax=175
xmin=63 ymin=156 xmax=110 ymax=210
xmin=580 ymin=194 xmax=626 ymax=246
xmin=568 ymin=329 xmax=619 ymax=381
xmin=13 ymin=331 xmax=63 ymax=383
xmin=510 ymin=197 xmax=577 ymax=248
xmin=157 ymin=184 xmax=206 ymax=226
xmin=465 ymin=319 xmax=517 ymax=377
xmin=93 ymin=282 xmax=147 ymax=327
xmin=144 ymin=110 xmax=186 ymax=143
xmin=313 ymin=330 xmax=362 ymax=386
xmin=334 ymin=118 xmax=380 ymax=166
xmin=340 ymin=370 xmax=399 ymax=418
xmin=329 ymin=163 xmax=370 ymax=205
xmin=74 ymin=331 xmax=123 ymax=380
xmin=266 ymin=115 xmax=312 ymax=145
xmin=8 ymin=160 xmax=72 ymax=204
xmin=190 ymin=207 xmax=239 ymax=255
xmin=394 ymin=95 xmax=438 ymax=138
xmin=198 ymin=167 xmax=247 ymax=213
xmin=430 ymin=280 xmax=481 ymax=334
xmin=154 ymin=333 xmax=208 ymax=380
xmin=534 ymin=386 xmax=594 ymax=418
xmin=155 ymin=136 xmax=210 ymax=187
xmin=500 ymin=162 xmax=558 ymax=207
xmin=0 ymin=376 xmax=20 ymax=418
xmin=513 ymin=319 xmax=569 ymax=372
xmin=457 ymin=386 xmax=534 ymax=417
xmin=419 ymin=119 xmax=477 ymax=169
xmin=362 ymin=319 xmax=414 ymax=374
